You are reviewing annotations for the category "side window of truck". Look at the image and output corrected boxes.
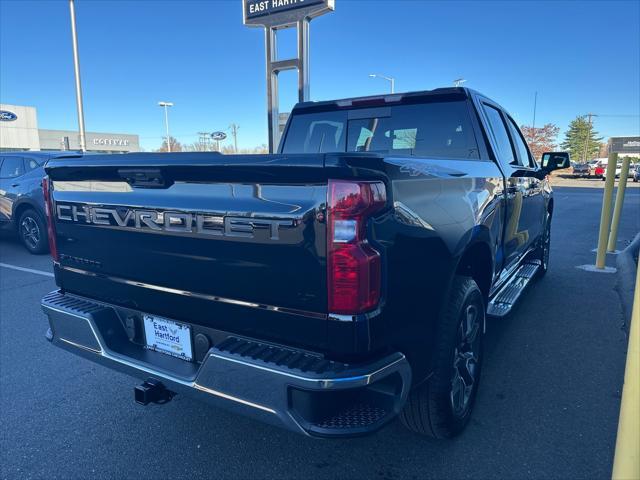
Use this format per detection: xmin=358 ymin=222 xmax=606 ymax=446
xmin=482 ymin=104 xmax=516 ymax=166
xmin=506 ymin=116 xmax=535 ymax=168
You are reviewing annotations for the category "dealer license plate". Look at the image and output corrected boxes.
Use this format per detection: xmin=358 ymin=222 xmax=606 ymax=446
xmin=143 ymin=315 xmax=193 ymax=362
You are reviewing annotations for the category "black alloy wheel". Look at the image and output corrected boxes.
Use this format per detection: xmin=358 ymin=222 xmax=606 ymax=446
xmin=450 ymin=303 xmax=482 ymax=417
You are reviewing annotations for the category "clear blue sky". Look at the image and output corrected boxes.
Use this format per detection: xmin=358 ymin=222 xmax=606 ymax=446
xmin=1 ymin=0 xmax=639 ymax=152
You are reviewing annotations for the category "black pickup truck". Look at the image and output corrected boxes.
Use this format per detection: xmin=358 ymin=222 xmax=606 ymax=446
xmin=41 ymin=88 xmax=569 ymax=438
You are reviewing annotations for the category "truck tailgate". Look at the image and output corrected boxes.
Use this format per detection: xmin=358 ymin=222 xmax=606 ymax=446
xmin=45 ymin=153 xmax=329 ymax=349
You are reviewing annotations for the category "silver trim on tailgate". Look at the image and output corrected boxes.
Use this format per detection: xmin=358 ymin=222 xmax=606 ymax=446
xmin=60 ymin=265 xmax=327 ymax=319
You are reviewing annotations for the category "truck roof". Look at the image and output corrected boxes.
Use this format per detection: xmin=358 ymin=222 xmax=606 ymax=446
xmin=292 ymin=87 xmax=477 ymax=113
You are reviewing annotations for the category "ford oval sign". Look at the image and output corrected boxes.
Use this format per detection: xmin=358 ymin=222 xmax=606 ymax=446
xmin=0 ymin=110 xmax=18 ymax=122
xmin=211 ymin=131 xmax=227 ymax=141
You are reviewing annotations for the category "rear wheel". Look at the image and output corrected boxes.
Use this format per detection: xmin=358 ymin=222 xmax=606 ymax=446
xmin=399 ymin=276 xmax=484 ymax=438
xmin=18 ymin=209 xmax=48 ymax=254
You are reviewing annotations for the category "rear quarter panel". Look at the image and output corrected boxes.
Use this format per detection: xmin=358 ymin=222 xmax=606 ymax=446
xmin=371 ymin=157 xmax=504 ymax=381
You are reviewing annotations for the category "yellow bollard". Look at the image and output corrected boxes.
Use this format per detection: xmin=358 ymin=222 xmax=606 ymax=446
xmin=612 ymin=261 xmax=640 ymax=480
xmin=596 ymin=153 xmax=619 ymax=269
xmin=608 ymin=157 xmax=631 ymax=252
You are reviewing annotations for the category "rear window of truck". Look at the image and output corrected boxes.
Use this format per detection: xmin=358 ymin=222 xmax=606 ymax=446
xmin=282 ymin=101 xmax=480 ymax=160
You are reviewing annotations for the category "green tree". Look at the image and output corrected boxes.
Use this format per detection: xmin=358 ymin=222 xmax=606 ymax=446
xmin=561 ymin=116 xmax=603 ymax=163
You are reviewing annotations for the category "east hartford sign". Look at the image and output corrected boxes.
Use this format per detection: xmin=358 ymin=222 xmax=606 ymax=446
xmin=242 ymin=0 xmax=334 ymax=152
xmin=243 ymin=0 xmax=334 ymax=26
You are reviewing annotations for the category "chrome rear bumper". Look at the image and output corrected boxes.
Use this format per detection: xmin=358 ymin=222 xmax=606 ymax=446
xmin=42 ymin=290 xmax=411 ymax=437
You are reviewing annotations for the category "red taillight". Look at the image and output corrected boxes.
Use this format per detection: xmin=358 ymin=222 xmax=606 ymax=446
xmin=42 ymin=176 xmax=59 ymax=262
xmin=327 ymin=180 xmax=386 ymax=314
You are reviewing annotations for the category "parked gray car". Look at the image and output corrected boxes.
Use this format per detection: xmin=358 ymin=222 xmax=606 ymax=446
xmin=572 ymin=162 xmax=591 ymax=178
xmin=0 ymin=151 xmax=82 ymax=253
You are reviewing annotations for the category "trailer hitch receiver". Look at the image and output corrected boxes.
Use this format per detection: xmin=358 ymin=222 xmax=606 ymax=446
xmin=135 ymin=378 xmax=174 ymax=405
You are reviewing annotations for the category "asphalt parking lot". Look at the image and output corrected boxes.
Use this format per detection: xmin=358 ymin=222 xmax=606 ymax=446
xmin=551 ymin=174 xmax=640 ymax=189
xmin=1 ymin=185 xmax=639 ymax=480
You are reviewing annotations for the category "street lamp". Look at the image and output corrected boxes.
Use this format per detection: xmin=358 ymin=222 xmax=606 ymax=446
xmin=453 ymin=78 xmax=467 ymax=87
xmin=69 ymin=0 xmax=86 ymax=152
xmin=158 ymin=101 xmax=174 ymax=152
xmin=369 ymin=73 xmax=395 ymax=94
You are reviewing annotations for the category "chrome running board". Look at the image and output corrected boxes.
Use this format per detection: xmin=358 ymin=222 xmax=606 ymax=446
xmin=487 ymin=260 xmax=541 ymax=318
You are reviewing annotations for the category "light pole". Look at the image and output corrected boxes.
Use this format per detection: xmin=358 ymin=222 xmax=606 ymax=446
xmin=453 ymin=78 xmax=466 ymax=87
xmin=158 ymin=101 xmax=173 ymax=152
xmin=69 ymin=0 xmax=86 ymax=152
xmin=229 ymin=123 xmax=240 ymax=153
xmin=369 ymin=73 xmax=395 ymax=94
xmin=582 ymin=113 xmax=596 ymax=163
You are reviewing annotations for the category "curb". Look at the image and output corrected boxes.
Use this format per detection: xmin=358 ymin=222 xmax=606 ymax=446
xmin=616 ymin=232 xmax=640 ymax=332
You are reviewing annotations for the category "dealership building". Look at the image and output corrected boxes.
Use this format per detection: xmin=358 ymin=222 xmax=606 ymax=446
xmin=0 ymin=103 xmax=140 ymax=153
xmin=608 ymin=136 xmax=640 ymax=159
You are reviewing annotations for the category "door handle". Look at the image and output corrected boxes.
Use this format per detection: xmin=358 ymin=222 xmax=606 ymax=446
xmin=11 ymin=183 xmax=19 ymax=188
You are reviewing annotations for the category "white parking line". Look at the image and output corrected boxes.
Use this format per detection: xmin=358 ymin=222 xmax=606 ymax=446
xmin=0 ymin=263 xmax=54 ymax=278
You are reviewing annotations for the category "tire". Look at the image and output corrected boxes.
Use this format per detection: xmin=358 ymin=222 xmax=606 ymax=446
xmin=17 ymin=209 xmax=48 ymax=254
xmin=399 ymin=276 xmax=484 ymax=438
xmin=535 ymin=214 xmax=551 ymax=278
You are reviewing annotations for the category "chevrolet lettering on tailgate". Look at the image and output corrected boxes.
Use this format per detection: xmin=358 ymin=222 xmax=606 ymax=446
xmin=55 ymin=204 xmax=294 ymax=240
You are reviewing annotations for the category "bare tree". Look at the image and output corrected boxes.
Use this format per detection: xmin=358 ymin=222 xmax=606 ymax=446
xmin=252 ymin=144 xmax=268 ymax=154
xmin=185 ymin=141 xmax=214 ymax=152
xmin=598 ymin=142 xmax=609 ymax=158
xmin=156 ymin=136 xmax=183 ymax=153
xmin=221 ymin=144 xmax=268 ymax=154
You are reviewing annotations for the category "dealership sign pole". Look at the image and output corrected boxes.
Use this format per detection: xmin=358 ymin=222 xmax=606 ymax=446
xmin=243 ymin=0 xmax=335 ymax=153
